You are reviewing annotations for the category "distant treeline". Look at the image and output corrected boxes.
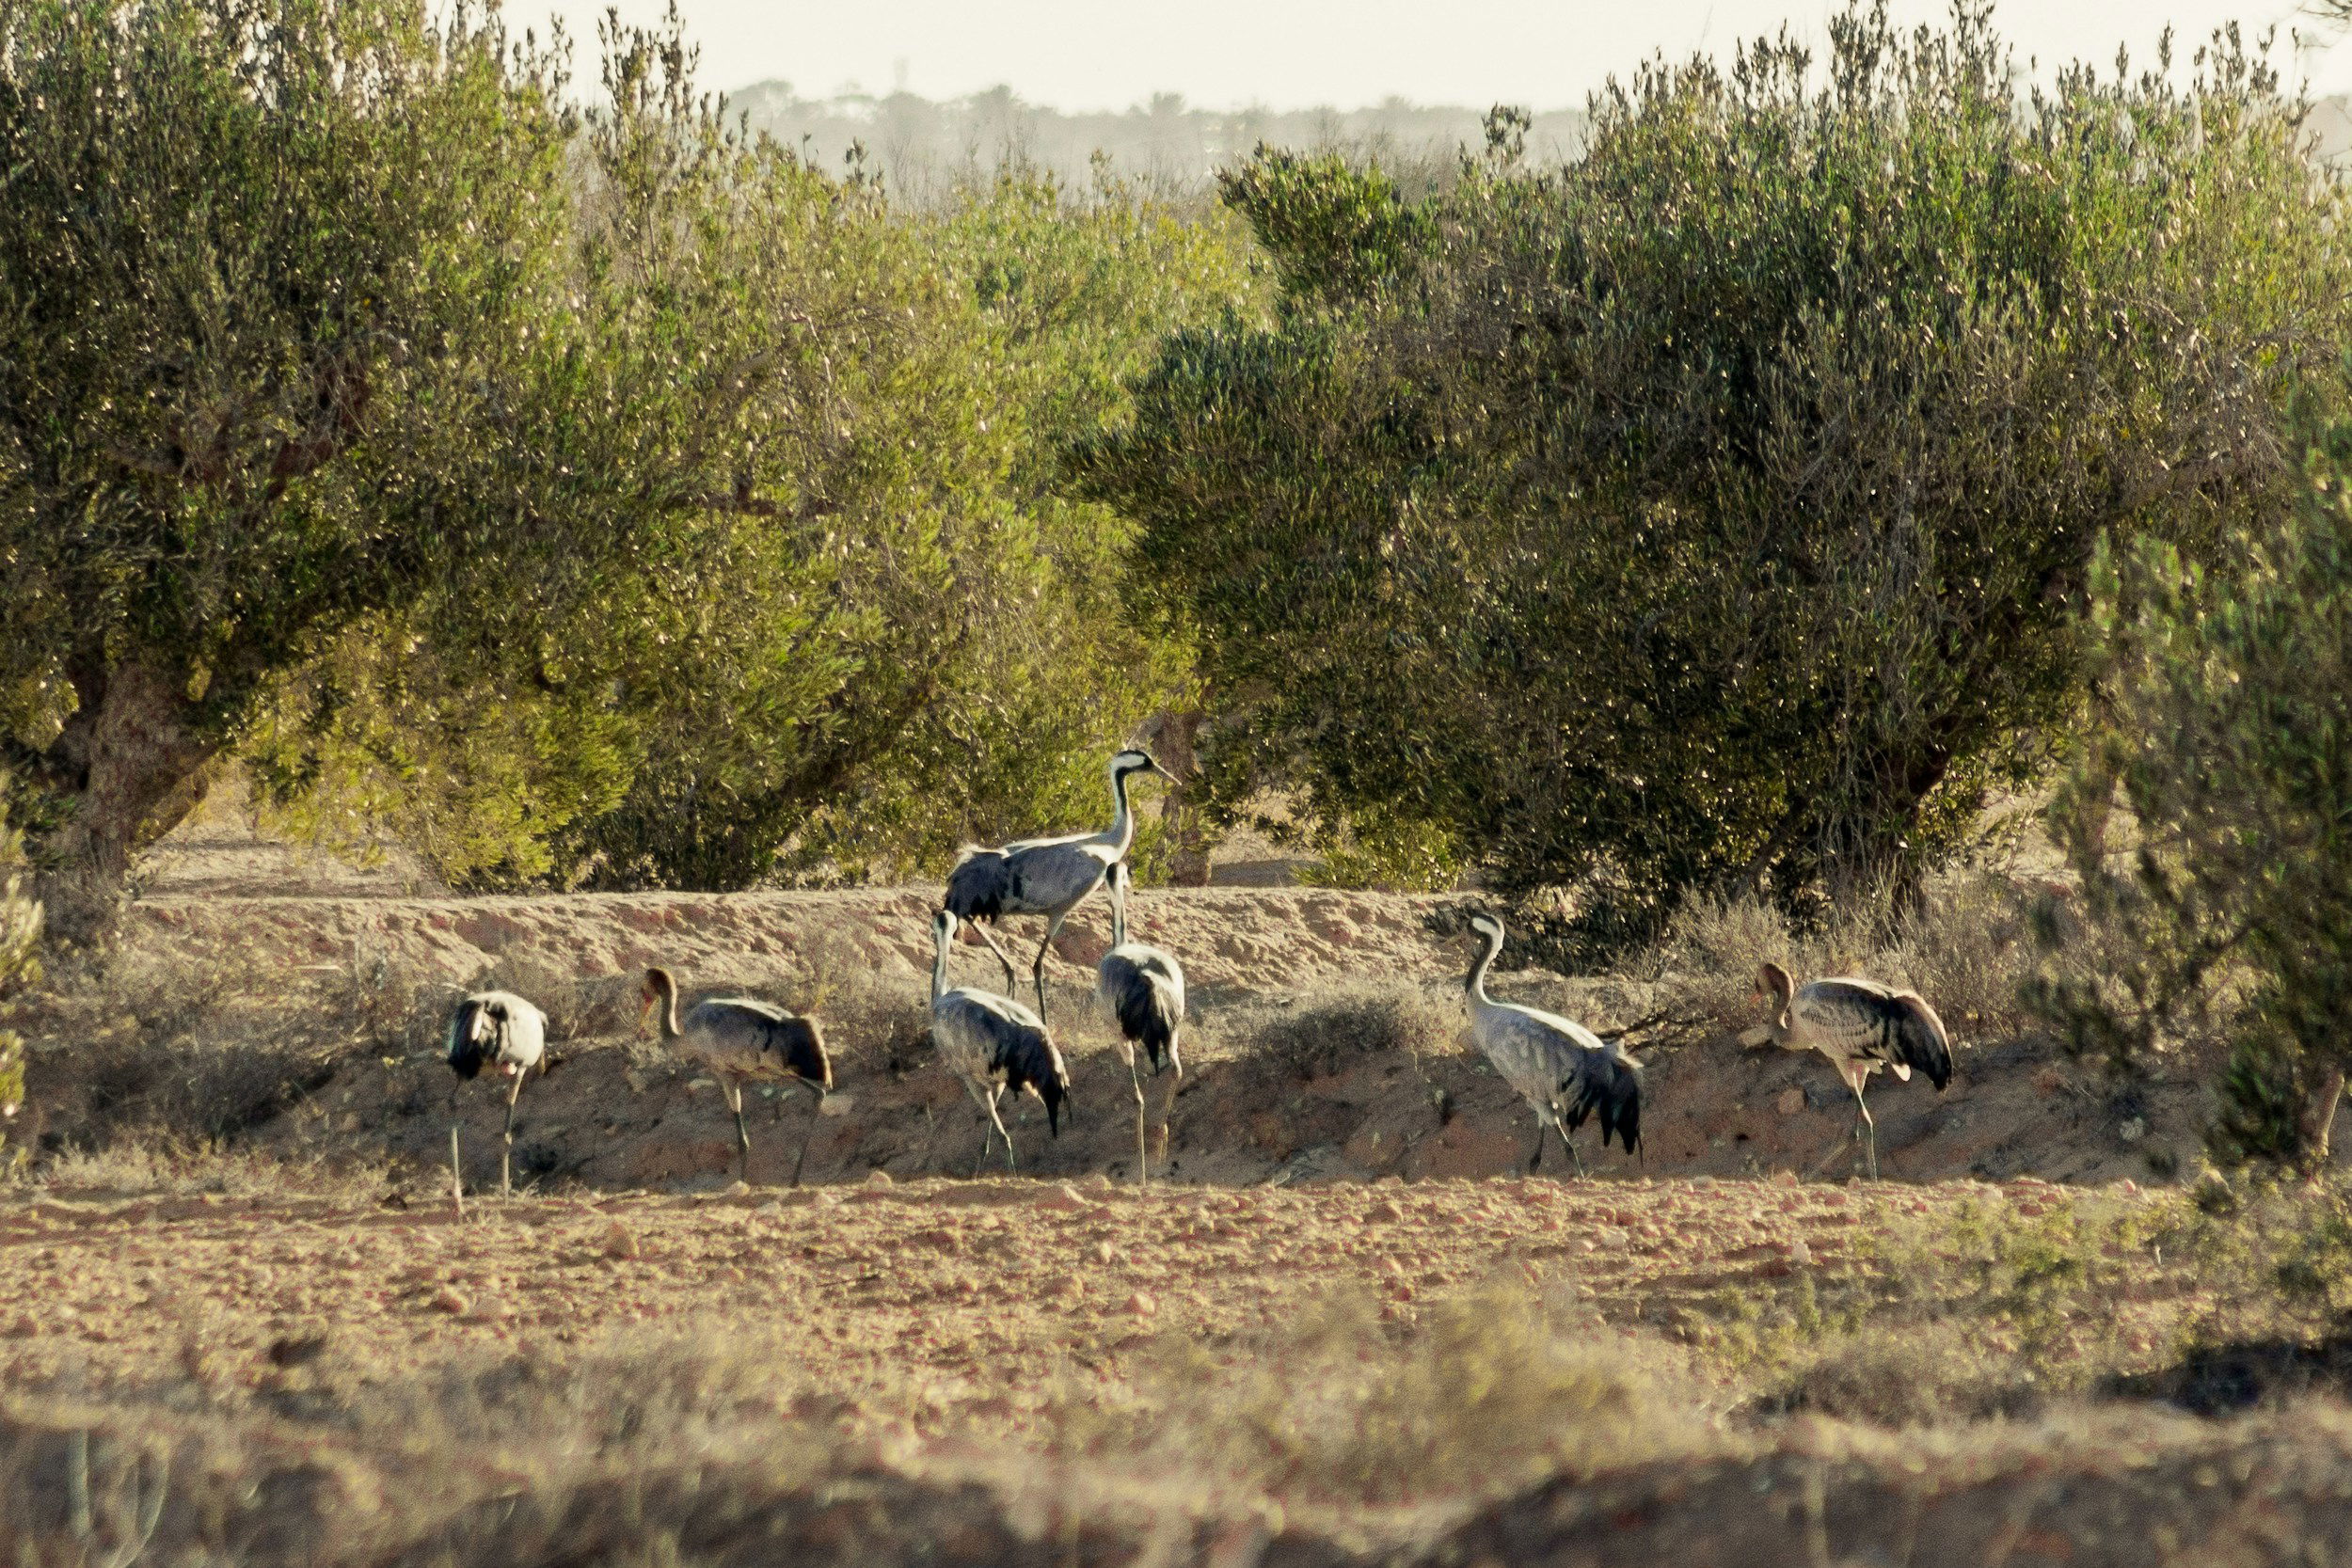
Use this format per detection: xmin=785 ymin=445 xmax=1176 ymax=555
xmin=727 ymin=80 xmax=1588 ymax=200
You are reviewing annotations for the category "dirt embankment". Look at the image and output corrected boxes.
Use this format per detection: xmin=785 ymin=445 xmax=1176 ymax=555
xmin=74 ymin=884 xmax=2208 ymax=1194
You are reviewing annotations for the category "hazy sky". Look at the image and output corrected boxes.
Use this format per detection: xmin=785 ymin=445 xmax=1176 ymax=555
xmin=526 ymin=0 xmax=2352 ymax=109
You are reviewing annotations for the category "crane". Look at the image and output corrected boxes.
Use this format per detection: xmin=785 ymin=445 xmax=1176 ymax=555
xmin=444 ymin=990 xmax=549 ymax=1202
xmin=930 ymin=909 xmax=1071 ymax=1175
xmin=1095 ymin=859 xmax=1184 ymax=1187
xmin=944 ymin=748 xmax=1174 ymax=1025
xmin=1740 ymin=960 xmax=1953 ymax=1180
xmin=641 ymin=967 xmax=831 ymax=1186
xmin=1462 ymin=911 xmax=1642 ymax=1175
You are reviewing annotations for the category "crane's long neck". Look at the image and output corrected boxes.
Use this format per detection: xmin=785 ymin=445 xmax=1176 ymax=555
xmin=1108 ymin=865 xmax=1129 ymax=947
xmin=1465 ymin=927 xmax=1502 ymax=1006
xmin=652 ymin=977 xmax=682 ymax=1041
xmin=1104 ymin=766 xmax=1140 ymax=854
xmin=931 ymin=924 xmax=951 ymax=1005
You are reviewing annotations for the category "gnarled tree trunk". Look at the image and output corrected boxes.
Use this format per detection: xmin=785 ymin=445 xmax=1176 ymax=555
xmin=35 ymin=661 xmax=217 ymax=940
xmin=2302 ymin=1066 xmax=2347 ymax=1174
xmin=1137 ymin=708 xmax=1210 ymax=887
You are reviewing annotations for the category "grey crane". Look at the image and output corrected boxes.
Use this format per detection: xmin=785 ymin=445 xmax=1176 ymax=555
xmin=1095 ymin=860 xmax=1184 ymax=1187
xmin=1740 ymin=960 xmax=1953 ymax=1180
xmin=445 ymin=990 xmax=549 ymax=1202
xmin=944 ymin=748 xmax=1174 ymax=1024
xmin=930 ymin=910 xmax=1072 ymax=1174
xmin=1463 ymin=912 xmax=1642 ymax=1175
xmin=641 ymin=967 xmax=832 ymax=1186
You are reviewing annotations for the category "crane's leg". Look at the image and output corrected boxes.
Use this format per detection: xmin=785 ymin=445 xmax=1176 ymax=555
xmin=965 ymin=920 xmax=1021 ymax=995
xmin=1852 ymin=1084 xmax=1879 ymax=1181
xmin=1526 ymin=1118 xmax=1546 ymax=1173
xmin=987 ymin=1085 xmax=1018 ymax=1173
xmin=1566 ymin=1129 xmax=1587 ymax=1180
xmin=501 ymin=1071 xmax=526 ymax=1197
xmin=1029 ymin=907 xmax=1077 ymax=1025
xmin=790 ymin=1083 xmax=823 ymax=1189
xmin=449 ymin=1119 xmax=467 ymax=1222
xmin=728 ymin=1080 xmax=753 ymax=1183
xmin=1129 ymin=1051 xmax=1149 ymax=1189
xmin=962 ymin=1078 xmax=998 ymax=1178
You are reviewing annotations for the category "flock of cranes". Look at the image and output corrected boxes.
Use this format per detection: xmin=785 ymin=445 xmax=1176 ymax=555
xmin=442 ymin=748 xmax=1956 ymax=1197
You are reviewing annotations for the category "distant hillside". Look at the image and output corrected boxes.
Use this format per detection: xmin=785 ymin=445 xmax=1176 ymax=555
xmin=724 ymin=81 xmax=1586 ymax=202
xmin=726 ymin=82 xmax=2352 ymax=202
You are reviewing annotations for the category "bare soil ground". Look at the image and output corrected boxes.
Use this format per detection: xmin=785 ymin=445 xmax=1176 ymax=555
xmin=4 ymin=1171 xmax=2351 ymax=1565
xmin=3 ymin=815 xmax=2339 ymax=1565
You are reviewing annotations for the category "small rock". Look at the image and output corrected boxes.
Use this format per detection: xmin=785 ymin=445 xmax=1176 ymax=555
xmin=2118 ymin=1117 xmax=2147 ymax=1144
xmin=864 ymin=1169 xmax=894 ymax=1189
xmin=1037 ymin=1183 xmax=1089 ymax=1212
xmin=1788 ymin=1240 xmax=1813 ymax=1267
xmin=818 ymin=1094 xmax=854 ymax=1117
xmin=1126 ymin=1291 xmax=1156 ymax=1318
xmin=724 ymin=1180 xmax=751 ymax=1196
xmin=600 ymin=1223 xmax=639 ymax=1260
xmin=2118 ymin=1179 xmax=2139 ymax=1197
xmin=1368 ymin=1199 xmax=1405 ymax=1223
xmin=431 ymin=1287 xmax=469 ymax=1316
xmin=1091 ymin=1241 xmax=1118 ymax=1265
xmin=1775 ymin=1087 xmax=1807 ymax=1116
xmin=1082 ymin=1172 xmax=1115 ymax=1192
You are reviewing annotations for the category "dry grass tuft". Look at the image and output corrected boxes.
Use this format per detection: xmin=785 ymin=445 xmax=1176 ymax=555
xmin=1229 ymin=981 xmax=1461 ymax=1080
xmin=1057 ymin=1281 xmax=1709 ymax=1510
xmin=1642 ymin=869 xmax=2053 ymax=1043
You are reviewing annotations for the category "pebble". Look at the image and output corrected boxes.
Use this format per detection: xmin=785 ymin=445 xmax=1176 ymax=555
xmin=431 ymin=1288 xmax=469 ymax=1316
xmin=1126 ymin=1291 xmax=1156 ymax=1318
xmin=864 ymin=1169 xmax=894 ymax=1189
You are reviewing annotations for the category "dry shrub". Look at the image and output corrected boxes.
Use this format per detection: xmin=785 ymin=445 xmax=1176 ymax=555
xmin=40 ymin=1140 xmax=392 ymax=1199
xmin=1238 ymin=981 xmax=1459 ymax=1080
xmin=804 ymin=970 xmax=932 ymax=1076
xmin=1063 ymin=1283 xmax=1704 ymax=1508
xmin=1762 ymin=1328 xmax=2048 ymax=1426
xmin=1645 ymin=869 xmax=2051 ymax=1043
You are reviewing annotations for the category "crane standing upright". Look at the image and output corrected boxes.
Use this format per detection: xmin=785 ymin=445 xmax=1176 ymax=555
xmin=1741 ymin=961 xmax=1952 ymax=1180
xmin=944 ymin=748 xmax=1174 ymax=1025
xmin=642 ymin=967 xmax=832 ymax=1186
xmin=445 ymin=990 xmax=549 ymax=1202
xmin=1462 ymin=912 xmax=1642 ymax=1175
xmin=1095 ymin=860 xmax=1185 ymax=1187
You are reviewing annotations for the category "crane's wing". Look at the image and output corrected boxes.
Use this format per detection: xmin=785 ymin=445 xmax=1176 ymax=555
xmin=946 ymin=848 xmax=1013 ymax=921
xmin=1101 ymin=944 xmax=1184 ymax=1072
xmin=445 ymin=998 xmax=489 ymax=1080
xmin=1800 ymin=979 xmax=1953 ymax=1090
xmin=1561 ymin=1045 xmax=1643 ymax=1154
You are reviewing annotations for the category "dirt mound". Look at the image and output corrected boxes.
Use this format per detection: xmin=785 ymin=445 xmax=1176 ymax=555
xmin=86 ymin=884 xmax=2211 ymax=1191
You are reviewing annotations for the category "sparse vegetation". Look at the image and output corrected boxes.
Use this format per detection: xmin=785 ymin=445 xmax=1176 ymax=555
xmin=1239 ymin=981 xmax=1460 ymax=1080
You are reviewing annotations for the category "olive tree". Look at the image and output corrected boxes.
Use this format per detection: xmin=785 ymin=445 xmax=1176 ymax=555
xmin=0 ymin=0 xmax=578 ymax=923
xmin=2035 ymin=416 xmax=2352 ymax=1171
xmin=1084 ymin=7 xmax=2344 ymax=942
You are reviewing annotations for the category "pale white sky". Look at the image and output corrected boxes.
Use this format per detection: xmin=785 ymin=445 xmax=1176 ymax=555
xmin=521 ymin=0 xmax=2352 ymax=110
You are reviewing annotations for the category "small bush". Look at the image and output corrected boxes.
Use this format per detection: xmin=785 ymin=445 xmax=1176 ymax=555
xmin=1243 ymin=982 xmax=1459 ymax=1080
xmin=1057 ymin=1283 xmax=1700 ymax=1507
xmin=1645 ymin=869 xmax=2050 ymax=1041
